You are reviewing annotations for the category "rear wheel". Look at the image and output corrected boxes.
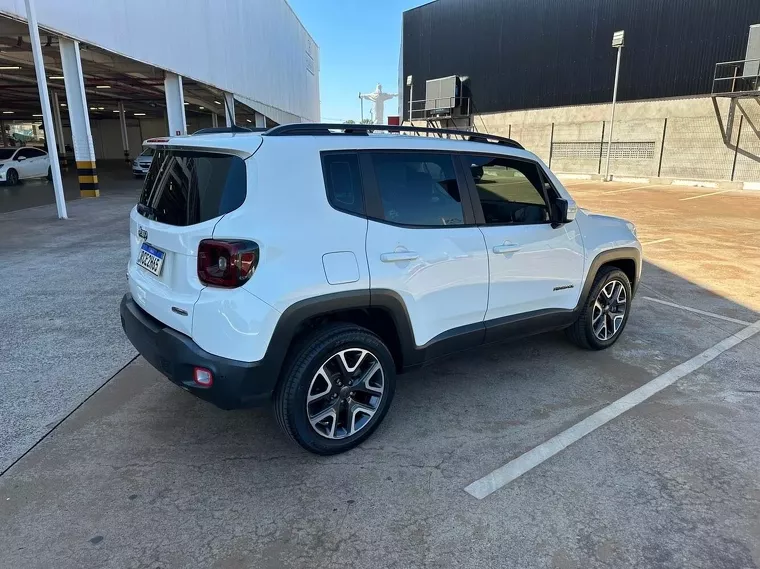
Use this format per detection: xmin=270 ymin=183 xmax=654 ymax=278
xmin=6 ymin=168 xmax=18 ymax=186
xmin=566 ymin=267 xmax=632 ymax=350
xmin=274 ymin=323 xmax=396 ymax=455
xmin=46 ymin=167 xmax=52 ymax=181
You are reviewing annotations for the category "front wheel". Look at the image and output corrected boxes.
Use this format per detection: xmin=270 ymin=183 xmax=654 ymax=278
xmin=6 ymin=168 xmax=18 ymax=186
xmin=274 ymin=323 xmax=396 ymax=455
xmin=566 ymin=267 xmax=632 ymax=350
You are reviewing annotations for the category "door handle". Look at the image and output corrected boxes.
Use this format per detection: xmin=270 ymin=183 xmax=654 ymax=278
xmin=493 ymin=243 xmax=521 ymax=254
xmin=380 ymin=251 xmax=419 ymax=263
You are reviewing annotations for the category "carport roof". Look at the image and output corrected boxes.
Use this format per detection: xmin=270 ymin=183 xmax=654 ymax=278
xmin=0 ymin=15 xmax=259 ymax=125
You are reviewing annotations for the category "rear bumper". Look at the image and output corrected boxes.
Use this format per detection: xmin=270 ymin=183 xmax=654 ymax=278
xmin=120 ymin=294 xmax=276 ymax=409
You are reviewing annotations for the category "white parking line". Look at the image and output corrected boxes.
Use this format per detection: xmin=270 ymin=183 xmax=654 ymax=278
xmin=679 ymin=189 xmax=735 ymax=201
xmin=604 ymin=184 xmax=653 ymax=195
xmin=640 ymin=238 xmax=672 ymax=246
xmin=642 ymin=296 xmax=753 ymax=325
xmin=464 ymin=320 xmax=760 ymax=499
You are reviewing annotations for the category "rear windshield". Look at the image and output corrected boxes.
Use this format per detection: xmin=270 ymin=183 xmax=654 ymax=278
xmin=0 ymin=149 xmax=15 ymax=160
xmin=138 ymin=148 xmax=246 ymax=226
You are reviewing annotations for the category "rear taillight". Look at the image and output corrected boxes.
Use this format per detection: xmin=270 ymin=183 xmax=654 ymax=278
xmin=197 ymin=239 xmax=259 ymax=288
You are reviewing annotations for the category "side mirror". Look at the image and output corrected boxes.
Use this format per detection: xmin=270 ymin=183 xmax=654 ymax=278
xmin=16 ymin=155 xmax=26 ymax=161
xmin=551 ymin=198 xmax=577 ymax=227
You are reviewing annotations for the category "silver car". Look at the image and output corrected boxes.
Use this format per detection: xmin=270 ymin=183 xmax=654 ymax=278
xmin=132 ymin=147 xmax=155 ymax=177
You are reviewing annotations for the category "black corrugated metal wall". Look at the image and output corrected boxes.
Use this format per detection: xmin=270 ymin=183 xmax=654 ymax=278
xmin=402 ymin=0 xmax=760 ymax=118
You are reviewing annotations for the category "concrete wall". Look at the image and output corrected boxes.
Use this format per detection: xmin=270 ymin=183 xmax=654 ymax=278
xmin=54 ymin=115 xmax=212 ymax=161
xmin=87 ymin=116 xmax=217 ymax=160
xmin=476 ymin=96 xmax=760 ymax=183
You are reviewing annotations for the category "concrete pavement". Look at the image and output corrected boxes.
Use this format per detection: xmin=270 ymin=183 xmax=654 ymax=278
xmin=2 ymin=180 xmax=760 ymax=568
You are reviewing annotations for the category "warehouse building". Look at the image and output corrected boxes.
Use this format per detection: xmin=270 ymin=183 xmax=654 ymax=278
xmin=0 ymin=0 xmax=319 ymax=214
xmin=400 ymin=0 xmax=760 ymax=184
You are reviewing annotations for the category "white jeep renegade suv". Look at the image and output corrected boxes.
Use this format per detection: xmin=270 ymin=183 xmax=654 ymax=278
xmin=120 ymin=123 xmax=641 ymax=455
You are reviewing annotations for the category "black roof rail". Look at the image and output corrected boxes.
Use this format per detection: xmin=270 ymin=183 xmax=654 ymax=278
xmin=192 ymin=126 xmax=262 ymax=135
xmin=262 ymin=123 xmax=523 ymax=149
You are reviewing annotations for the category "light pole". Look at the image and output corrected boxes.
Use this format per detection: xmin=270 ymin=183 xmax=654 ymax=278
xmin=406 ymin=75 xmax=413 ymax=124
xmin=605 ymin=30 xmax=625 ymax=182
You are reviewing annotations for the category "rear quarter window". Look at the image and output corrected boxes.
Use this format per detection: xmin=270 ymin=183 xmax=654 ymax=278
xmin=321 ymin=153 xmax=365 ymax=216
xmin=138 ymin=148 xmax=246 ymax=226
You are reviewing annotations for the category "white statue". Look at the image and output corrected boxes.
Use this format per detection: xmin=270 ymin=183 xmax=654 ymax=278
xmin=359 ymin=84 xmax=397 ymax=125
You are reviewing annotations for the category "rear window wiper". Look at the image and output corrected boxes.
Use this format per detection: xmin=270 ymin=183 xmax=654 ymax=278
xmin=137 ymin=203 xmax=157 ymax=220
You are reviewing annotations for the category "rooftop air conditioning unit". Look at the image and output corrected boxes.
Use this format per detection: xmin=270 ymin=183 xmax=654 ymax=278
xmin=744 ymin=24 xmax=760 ymax=80
xmin=424 ymin=75 xmax=465 ymax=117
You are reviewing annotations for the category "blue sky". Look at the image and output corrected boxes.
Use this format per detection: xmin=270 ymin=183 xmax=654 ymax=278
xmin=287 ymin=0 xmax=425 ymax=122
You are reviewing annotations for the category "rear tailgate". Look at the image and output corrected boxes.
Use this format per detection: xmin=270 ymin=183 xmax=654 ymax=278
xmin=128 ymin=210 xmax=217 ymax=335
xmin=128 ymin=136 xmax=261 ymax=334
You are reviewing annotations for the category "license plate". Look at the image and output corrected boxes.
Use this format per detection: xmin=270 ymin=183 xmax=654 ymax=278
xmin=137 ymin=242 xmax=165 ymax=276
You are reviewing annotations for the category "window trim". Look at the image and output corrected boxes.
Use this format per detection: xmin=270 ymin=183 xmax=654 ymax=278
xmin=359 ymin=149 xmax=477 ymax=229
xmin=320 ymin=150 xmax=367 ymax=219
xmin=456 ymin=152 xmax=557 ymax=227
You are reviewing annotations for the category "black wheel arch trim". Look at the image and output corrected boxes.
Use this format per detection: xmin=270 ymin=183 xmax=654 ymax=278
xmin=576 ymin=247 xmax=641 ymax=311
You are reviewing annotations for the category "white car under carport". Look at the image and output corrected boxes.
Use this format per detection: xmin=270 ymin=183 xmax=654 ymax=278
xmin=0 ymin=147 xmax=51 ymax=185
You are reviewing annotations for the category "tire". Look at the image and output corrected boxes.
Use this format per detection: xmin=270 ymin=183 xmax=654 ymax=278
xmin=6 ymin=168 xmax=18 ymax=186
xmin=274 ymin=323 xmax=396 ymax=455
xmin=46 ymin=167 xmax=52 ymax=181
xmin=566 ymin=267 xmax=632 ymax=350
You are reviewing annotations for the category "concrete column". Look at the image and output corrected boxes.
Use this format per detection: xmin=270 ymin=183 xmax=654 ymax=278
xmin=60 ymin=37 xmax=98 ymax=198
xmin=118 ymin=101 xmax=130 ymax=164
xmin=223 ymin=92 xmax=235 ymax=127
xmin=51 ymin=91 xmax=67 ymax=170
xmin=254 ymin=111 xmax=266 ymax=129
xmin=164 ymin=72 xmax=187 ymax=136
xmin=211 ymin=112 xmax=219 ymax=128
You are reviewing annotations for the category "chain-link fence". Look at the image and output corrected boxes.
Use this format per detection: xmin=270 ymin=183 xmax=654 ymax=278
xmin=491 ymin=106 xmax=760 ymax=182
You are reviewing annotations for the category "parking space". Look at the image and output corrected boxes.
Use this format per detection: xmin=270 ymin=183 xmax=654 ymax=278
xmin=2 ymin=181 xmax=760 ymax=568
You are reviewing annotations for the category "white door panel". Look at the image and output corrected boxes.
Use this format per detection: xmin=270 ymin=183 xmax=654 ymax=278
xmin=366 ymin=220 xmax=489 ymax=346
xmin=37 ymin=155 xmax=49 ymax=177
xmin=14 ymin=157 xmax=31 ymax=178
xmin=481 ymin=221 xmax=585 ymax=320
xmin=28 ymin=157 xmax=41 ymax=177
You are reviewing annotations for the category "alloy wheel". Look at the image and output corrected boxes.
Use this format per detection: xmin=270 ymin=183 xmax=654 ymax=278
xmin=306 ymin=348 xmax=384 ymax=439
xmin=592 ymin=279 xmax=627 ymax=341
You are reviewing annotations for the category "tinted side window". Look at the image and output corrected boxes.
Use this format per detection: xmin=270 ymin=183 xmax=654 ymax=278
xmin=371 ymin=152 xmax=463 ymax=227
xmin=322 ymin=153 xmax=364 ymax=215
xmin=16 ymin=149 xmax=33 ymax=159
xmin=466 ymin=155 xmax=549 ymax=225
xmin=27 ymin=148 xmax=46 ymax=157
